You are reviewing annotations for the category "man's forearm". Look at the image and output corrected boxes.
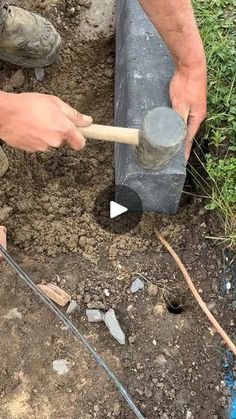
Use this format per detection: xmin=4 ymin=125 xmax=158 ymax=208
xmin=139 ymin=0 xmax=207 ymax=159
xmin=139 ymin=0 xmax=206 ymax=70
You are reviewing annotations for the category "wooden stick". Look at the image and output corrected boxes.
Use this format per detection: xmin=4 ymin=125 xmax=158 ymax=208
xmin=77 ymin=124 xmax=139 ymax=145
xmin=154 ymin=228 xmax=236 ymax=357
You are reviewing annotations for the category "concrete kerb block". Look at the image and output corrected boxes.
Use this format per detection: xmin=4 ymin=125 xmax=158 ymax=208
xmin=115 ymin=0 xmax=186 ymax=214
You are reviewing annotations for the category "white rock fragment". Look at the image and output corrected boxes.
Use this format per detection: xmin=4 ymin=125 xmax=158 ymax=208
xmin=52 ymin=359 xmax=69 ymax=376
xmin=131 ymin=278 xmax=144 ymax=293
xmin=186 ymin=411 xmax=193 ymax=419
xmin=34 ymin=67 xmax=45 ymax=81
xmin=104 ymin=309 xmax=125 ymax=345
xmin=104 ymin=289 xmax=110 ymax=297
xmin=66 ymin=300 xmax=78 ymax=314
xmin=86 ymin=309 xmax=104 ymax=322
xmin=226 ymin=282 xmax=231 ymax=291
xmin=4 ymin=308 xmax=22 ymax=320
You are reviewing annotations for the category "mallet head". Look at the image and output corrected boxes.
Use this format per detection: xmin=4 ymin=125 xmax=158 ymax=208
xmin=136 ymin=107 xmax=186 ymax=169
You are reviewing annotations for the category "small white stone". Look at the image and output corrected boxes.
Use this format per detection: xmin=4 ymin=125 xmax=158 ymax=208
xmin=186 ymin=411 xmax=193 ymax=419
xmin=4 ymin=308 xmax=22 ymax=320
xmin=86 ymin=309 xmax=104 ymax=322
xmin=66 ymin=300 xmax=78 ymax=314
xmin=226 ymin=282 xmax=231 ymax=290
xmin=52 ymin=359 xmax=69 ymax=375
xmin=104 ymin=289 xmax=110 ymax=297
xmin=153 ymin=339 xmax=157 ymax=346
xmin=34 ymin=67 xmax=45 ymax=81
xmin=131 ymin=278 xmax=144 ymax=293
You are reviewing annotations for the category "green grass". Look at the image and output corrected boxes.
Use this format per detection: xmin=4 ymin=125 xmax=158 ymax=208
xmin=192 ymin=0 xmax=236 ymax=247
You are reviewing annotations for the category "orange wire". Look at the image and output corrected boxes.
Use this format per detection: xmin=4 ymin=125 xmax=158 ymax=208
xmin=154 ymin=228 xmax=236 ymax=357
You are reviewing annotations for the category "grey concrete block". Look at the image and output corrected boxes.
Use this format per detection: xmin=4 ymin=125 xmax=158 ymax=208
xmin=115 ymin=0 xmax=186 ymax=213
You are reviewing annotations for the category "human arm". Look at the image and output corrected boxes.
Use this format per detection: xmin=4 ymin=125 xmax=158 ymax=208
xmin=0 ymin=92 xmax=92 ymax=152
xmin=139 ymin=0 xmax=207 ymax=159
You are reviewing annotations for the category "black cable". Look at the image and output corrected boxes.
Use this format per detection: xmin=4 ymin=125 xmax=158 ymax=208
xmin=0 ymin=244 xmax=144 ymax=419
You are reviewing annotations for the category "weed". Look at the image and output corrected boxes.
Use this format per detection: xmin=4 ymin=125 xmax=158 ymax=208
xmin=192 ymin=0 xmax=236 ymax=246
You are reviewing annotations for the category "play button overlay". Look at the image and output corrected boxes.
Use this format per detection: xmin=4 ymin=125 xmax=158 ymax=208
xmin=110 ymin=201 xmax=128 ymax=219
xmin=93 ymin=185 xmax=143 ymax=234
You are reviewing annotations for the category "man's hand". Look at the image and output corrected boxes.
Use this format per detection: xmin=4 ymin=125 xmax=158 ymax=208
xmin=169 ymin=64 xmax=207 ymax=160
xmin=139 ymin=0 xmax=207 ymax=160
xmin=0 ymin=92 xmax=92 ymax=152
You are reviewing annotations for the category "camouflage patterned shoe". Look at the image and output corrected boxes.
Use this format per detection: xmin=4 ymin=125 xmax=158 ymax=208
xmin=0 ymin=3 xmax=61 ymax=68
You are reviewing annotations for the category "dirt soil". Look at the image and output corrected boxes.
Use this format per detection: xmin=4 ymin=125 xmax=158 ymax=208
xmin=0 ymin=1 xmax=235 ymax=418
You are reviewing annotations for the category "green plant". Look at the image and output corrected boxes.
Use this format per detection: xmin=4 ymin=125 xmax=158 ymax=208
xmin=188 ymin=152 xmax=236 ymax=247
xmin=193 ymin=0 xmax=236 ymax=150
xmin=191 ymin=0 xmax=236 ymax=247
xmin=205 ymin=156 xmax=236 ymax=246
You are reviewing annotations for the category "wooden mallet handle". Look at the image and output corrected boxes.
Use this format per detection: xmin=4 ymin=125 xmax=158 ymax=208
xmin=78 ymin=124 xmax=139 ymax=145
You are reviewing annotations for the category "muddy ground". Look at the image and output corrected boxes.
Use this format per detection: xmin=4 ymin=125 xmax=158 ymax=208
xmin=0 ymin=1 xmax=235 ymax=418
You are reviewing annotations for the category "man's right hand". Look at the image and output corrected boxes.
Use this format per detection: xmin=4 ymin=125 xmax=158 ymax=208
xmin=0 ymin=92 xmax=92 ymax=152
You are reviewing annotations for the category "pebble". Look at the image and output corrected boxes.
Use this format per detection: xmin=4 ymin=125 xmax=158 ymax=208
xmin=0 ymin=147 xmax=9 ymax=178
xmin=87 ymin=301 xmax=105 ymax=310
xmin=144 ymin=387 xmax=153 ymax=398
xmin=68 ymin=6 xmax=75 ymax=15
xmin=104 ymin=309 xmax=126 ymax=345
xmin=10 ymin=69 xmax=25 ymax=88
xmin=113 ymin=402 xmax=121 ymax=416
xmin=226 ymin=282 xmax=231 ymax=291
xmin=78 ymin=0 xmax=92 ymax=7
xmin=4 ymin=308 xmax=22 ymax=320
xmin=79 ymin=236 xmax=87 ymax=247
xmin=153 ymin=304 xmax=164 ymax=316
xmin=147 ymin=283 xmax=158 ymax=296
xmin=104 ymin=289 xmax=110 ymax=297
xmin=52 ymin=359 xmax=69 ymax=376
xmin=131 ymin=278 xmax=144 ymax=293
xmin=34 ymin=67 xmax=45 ymax=81
xmin=84 ymin=293 xmax=91 ymax=304
xmin=0 ymin=205 xmax=12 ymax=221
xmin=66 ymin=300 xmax=78 ymax=314
xmin=186 ymin=411 xmax=193 ymax=419
xmin=86 ymin=309 xmax=104 ymax=322
xmin=128 ymin=335 xmax=136 ymax=344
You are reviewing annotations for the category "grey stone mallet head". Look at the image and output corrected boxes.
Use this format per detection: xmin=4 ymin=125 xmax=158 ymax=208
xmin=78 ymin=107 xmax=186 ymax=169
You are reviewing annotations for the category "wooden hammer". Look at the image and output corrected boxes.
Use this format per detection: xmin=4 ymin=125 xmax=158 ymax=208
xmin=78 ymin=107 xmax=186 ymax=168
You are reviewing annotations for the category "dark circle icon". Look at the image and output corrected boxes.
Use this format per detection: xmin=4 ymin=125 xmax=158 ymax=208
xmin=93 ymin=184 xmax=143 ymax=234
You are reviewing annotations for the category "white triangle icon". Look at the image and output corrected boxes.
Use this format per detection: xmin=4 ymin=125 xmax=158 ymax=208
xmin=110 ymin=201 xmax=128 ymax=219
